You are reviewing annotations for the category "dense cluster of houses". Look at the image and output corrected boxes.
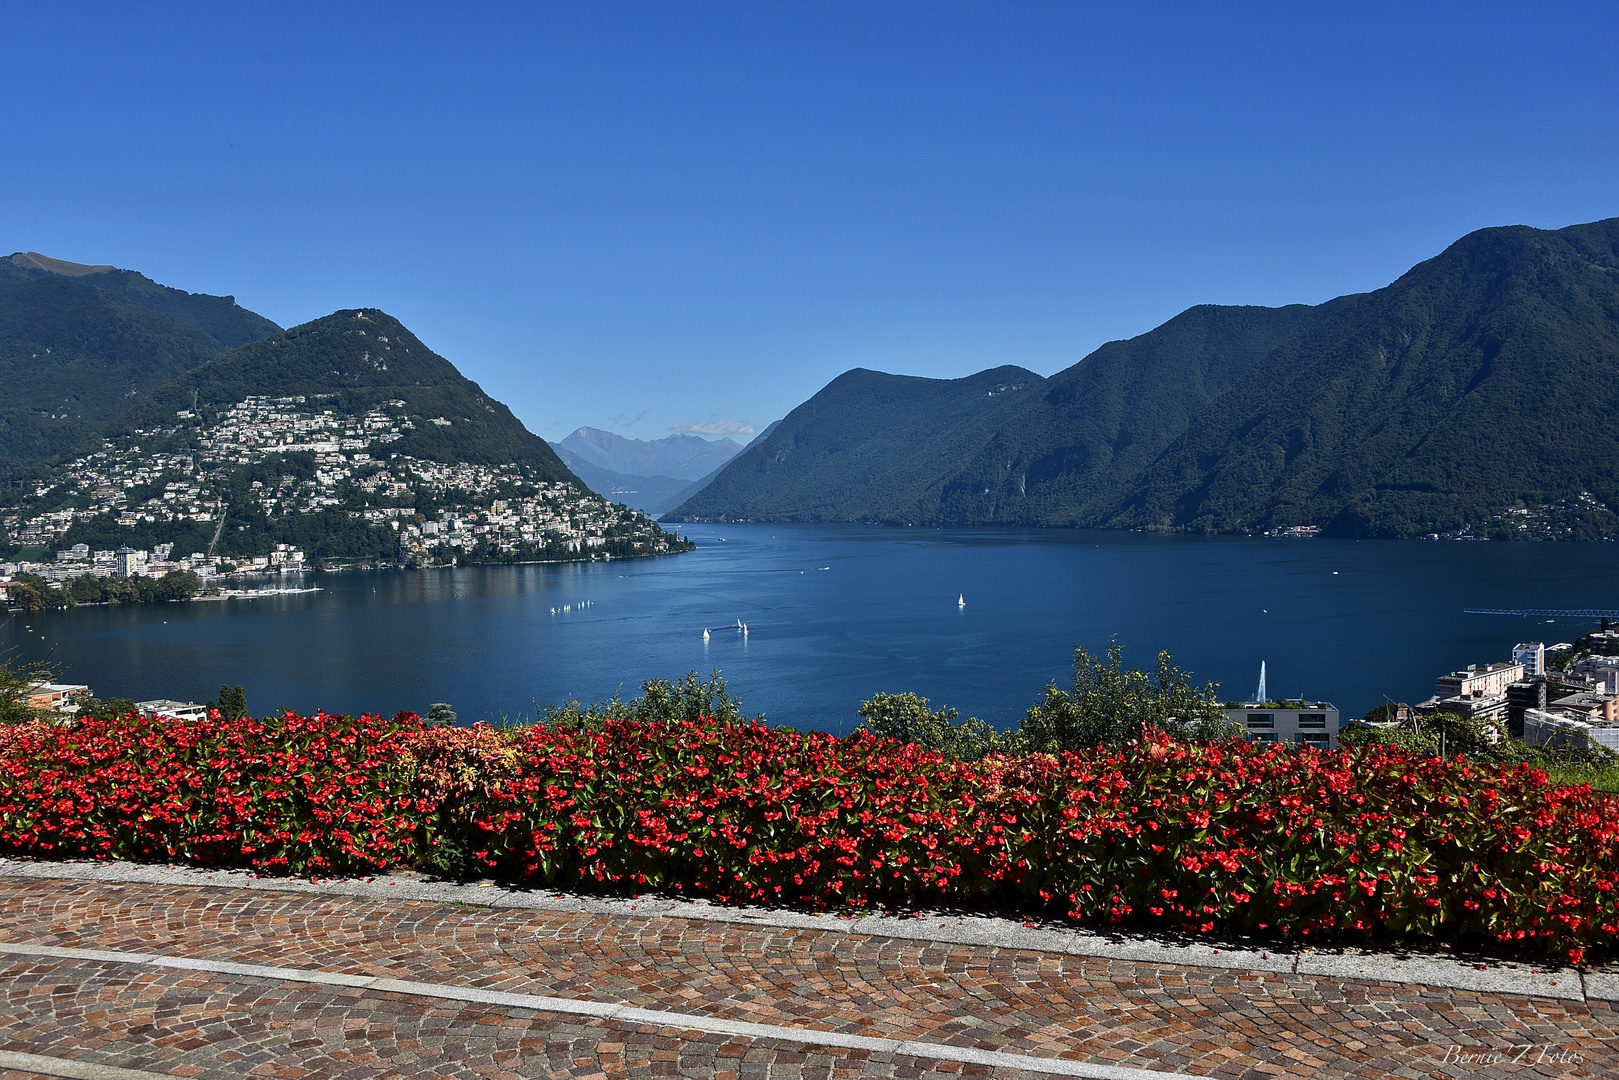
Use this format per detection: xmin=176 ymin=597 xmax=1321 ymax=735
xmin=1405 ymin=635 xmax=1619 ymax=750
xmin=2 ymin=393 xmax=670 ymax=568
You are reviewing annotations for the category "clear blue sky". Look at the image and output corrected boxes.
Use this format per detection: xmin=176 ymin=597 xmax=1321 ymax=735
xmin=5 ymin=2 xmax=1616 ymax=442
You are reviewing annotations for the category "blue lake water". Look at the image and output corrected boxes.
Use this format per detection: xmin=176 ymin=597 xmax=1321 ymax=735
xmin=5 ymin=523 xmax=1618 ymax=731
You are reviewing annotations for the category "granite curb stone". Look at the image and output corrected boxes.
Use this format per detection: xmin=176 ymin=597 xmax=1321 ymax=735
xmin=1 ymin=855 xmax=1602 ymax=1003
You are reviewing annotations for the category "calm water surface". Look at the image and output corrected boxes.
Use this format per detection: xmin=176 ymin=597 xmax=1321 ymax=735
xmin=5 ymin=524 xmax=1618 ymax=731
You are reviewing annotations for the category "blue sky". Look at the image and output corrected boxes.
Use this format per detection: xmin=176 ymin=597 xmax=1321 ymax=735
xmin=5 ymin=2 xmax=1616 ymax=441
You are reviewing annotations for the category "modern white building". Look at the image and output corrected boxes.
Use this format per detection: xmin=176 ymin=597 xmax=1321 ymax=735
xmin=114 ymin=547 xmax=148 ymax=578
xmin=25 ymin=682 xmax=90 ymax=716
xmin=1435 ymin=661 xmax=1524 ymax=701
xmin=134 ymin=699 xmax=209 ymax=722
xmin=1524 ymin=707 xmax=1619 ymax=750
xmin=1225 ymin=701 xmax=1341 ymax=749
xmin=1513 ymin=642 xmax=1546 ymax=678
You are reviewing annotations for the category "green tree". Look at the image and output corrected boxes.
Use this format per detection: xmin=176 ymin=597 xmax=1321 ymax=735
xmin=1016 ymin=638 xmax=1237 ymax=753
xmin=0 ymin=652 xmax=54 ymax=725
xmin=74 ymin=696 xmax=136 ymax=723
xmin=208 ymin=684 xmax=248 ymax=720
xmin=539 ymin=670 xmax=749 ymax=731
xmin=854 ymin=691 xmax=1004 ymax=761
xmin=425 ymin=702 xmax=458 ymax=726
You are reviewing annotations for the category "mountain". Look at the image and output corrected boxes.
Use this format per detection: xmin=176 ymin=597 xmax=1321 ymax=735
xmin=548 ymin=444 xmax=692 ymax=513
xmin=670 ymin=217 xmax=1619 ymax=538
xmin=557 ymin=427 xmax=744 ymax=481
xmin=656 ymin=420 xmax=783 ymax=515
xmin=0 ymin=253 xmax=282 ymax=470
xmin=665 ymin=366 xmax=1046 ymax=523
xmin=924 ymin=303 xmax=1341 ymax=525
xmin=6 ymin=252 xmax=281 ymax=347
xmin=134 ymin=308 xmax=578 ymax=482
xmin=0 ymin=305 xmax=696 ymax=569
xmin=1106 ymin=219 xmax=1619 ymax=537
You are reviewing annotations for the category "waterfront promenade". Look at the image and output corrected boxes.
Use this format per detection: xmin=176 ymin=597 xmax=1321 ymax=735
xmin=1 ymin=862 xmax=1615 ymax=1079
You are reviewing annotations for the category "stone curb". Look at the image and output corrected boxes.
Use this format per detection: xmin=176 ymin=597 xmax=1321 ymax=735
xmin=0 ymin=857 xmax=1600 ymax=1004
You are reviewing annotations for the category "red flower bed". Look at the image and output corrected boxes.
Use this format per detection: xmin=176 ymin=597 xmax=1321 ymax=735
xmin=0 ymin=710 xmax=422 ymax=875
xmin=3 ymin=710 xmax=1617 ymax=964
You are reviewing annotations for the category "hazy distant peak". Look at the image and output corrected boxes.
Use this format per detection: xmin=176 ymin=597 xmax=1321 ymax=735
xmin=558 ymin=425 xmax=746 ymax=481
xmin=9 ymin=251 xmax=115 ymax=276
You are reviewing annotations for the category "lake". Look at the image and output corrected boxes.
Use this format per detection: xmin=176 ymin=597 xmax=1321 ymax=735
xmin=5 ymin=524 xmax=1618 ymax=732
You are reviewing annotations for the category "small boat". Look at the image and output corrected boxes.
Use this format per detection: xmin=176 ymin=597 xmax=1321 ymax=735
xmin=703 ymin=628 xmax=710 ymax=641
xmin=958 ymin=594 xmax=966 ymax=607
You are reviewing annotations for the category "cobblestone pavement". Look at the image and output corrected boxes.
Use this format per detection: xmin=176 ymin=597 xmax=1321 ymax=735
xmin=0 ymin=875 xmax=1615 ymax=1079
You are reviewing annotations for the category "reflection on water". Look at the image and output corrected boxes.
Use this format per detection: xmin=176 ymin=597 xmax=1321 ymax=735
xmin=4 ymin=523 xmax=1617 ymax=732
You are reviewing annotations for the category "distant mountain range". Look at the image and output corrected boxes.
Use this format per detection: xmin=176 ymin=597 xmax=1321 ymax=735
xmin=556 ymin=428 xmax=743 ymax=480
xmin=548 ymin=427 xmax=747 ymax=514
xmin=668 ymin=217 xmax=1619 ymax=540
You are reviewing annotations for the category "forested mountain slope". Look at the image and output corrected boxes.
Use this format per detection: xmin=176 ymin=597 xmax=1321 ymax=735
xmin=666 ymin=306 xmax=1332 ymax=525
xmin=138 ymin=308 xmax=579 ymax=481
xmin=666 ymin=366 xmax=1045 ymax=523
xmin=672 ymin=217 xmax=1619 ymax=538
xmin=928 ymin=303 xmax=1341 ymax=524
xmin=1108 ymin=218 xmax=1619 ymax=537
xmin=0 ymin=253 xmax=281 ymax=470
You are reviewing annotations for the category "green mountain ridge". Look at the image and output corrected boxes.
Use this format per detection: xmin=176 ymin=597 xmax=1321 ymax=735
xmin=3 ymin=251 xmax=282 ymax=349
xmin=0 ymin=252 xmax=283 ymax=472
xmin=669 ymin=217 xmax=1619 ymax=538
xmin=136 ymin=308 xmax=577 ymax=483
xmin=669 ymin=366 xmax=1045 ymax=523
xmin=1105 ymin=219 xmax=1619 ymax=537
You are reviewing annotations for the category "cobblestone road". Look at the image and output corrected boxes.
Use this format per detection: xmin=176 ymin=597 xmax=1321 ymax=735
xmin=0 ymin=875 xmax=1614 ymax=1078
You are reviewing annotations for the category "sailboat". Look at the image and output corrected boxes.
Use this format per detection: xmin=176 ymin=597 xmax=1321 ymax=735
xmin=958 ymin=594 xmax=966 ymax=608
xmin=702 ymin=628 xmax=710 ymax=642
xmin=742 ymin=622 xmax=748 ymax=636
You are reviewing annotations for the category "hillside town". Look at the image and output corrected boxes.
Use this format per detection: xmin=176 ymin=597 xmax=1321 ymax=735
xmin=1 ymin=394 xmax=689 ymax=585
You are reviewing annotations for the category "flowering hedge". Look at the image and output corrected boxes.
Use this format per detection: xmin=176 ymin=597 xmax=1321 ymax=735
xmin=2 ymin=710 xmax=1617 ymax=964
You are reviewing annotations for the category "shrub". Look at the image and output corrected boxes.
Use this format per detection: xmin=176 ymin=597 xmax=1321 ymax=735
xmin=854 ymin=691 xmax=1004 ymax=761
xmin=1017 ymin=639 xmax=1239 ymax=752
xmin=3 ymin=709 xmax=1618 ymax=965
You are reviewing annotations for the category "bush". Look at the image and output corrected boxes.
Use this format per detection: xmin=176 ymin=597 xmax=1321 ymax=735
xmin=4 ymin=709 xmax=1619 ymax=964
xmin=1017 ymin=639 xmax=1239 ymax=752
xmin=853 ymin=691 xmax=1004 ymax=761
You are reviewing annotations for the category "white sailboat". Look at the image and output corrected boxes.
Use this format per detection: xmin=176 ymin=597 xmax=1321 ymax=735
xmin=703 ymin=628 xmax=710 ymax=642
xmin=958 ymin=594 xmax=966 ymax=608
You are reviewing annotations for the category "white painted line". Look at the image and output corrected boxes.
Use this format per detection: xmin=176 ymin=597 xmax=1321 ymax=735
xmin=0 ymin=1049 xmax=177 ymax=1080
xmin=0 ymin=940 xmax=1195 ymax=1080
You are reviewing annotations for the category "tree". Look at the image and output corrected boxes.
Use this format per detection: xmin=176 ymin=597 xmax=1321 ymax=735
xmin=426 ymin=702 xmax=458 ymax=726
xmin=0 ymin=652 xmax=54 ymax=725
xmin=209 ymin=684 xmax=248 ymax=720
xmin=1339 ymin=709 xmax=1501 ymax=758
xmin=1016 ymin=638 xmax=1236 ymax=753
xmin=854 ymin=691 xmax=1003 ymax=761
xmin=75 ymin=696 xmax=136 ymax=723
xmin=539 ymin=670 xmax=750 ymax=731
